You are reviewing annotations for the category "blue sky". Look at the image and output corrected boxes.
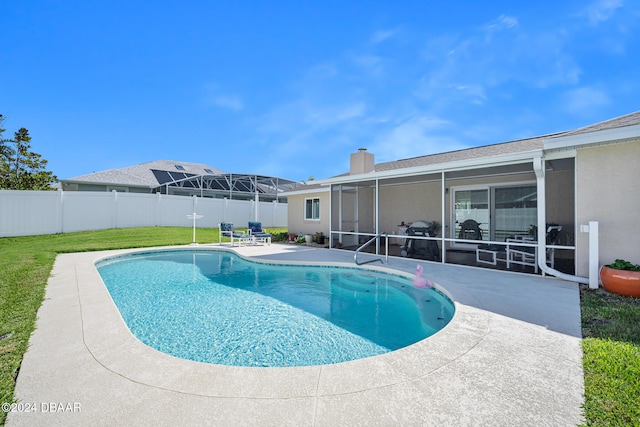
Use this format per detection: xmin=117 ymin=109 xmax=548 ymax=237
xmin=1 ymin=1 xmax=638 ymax=183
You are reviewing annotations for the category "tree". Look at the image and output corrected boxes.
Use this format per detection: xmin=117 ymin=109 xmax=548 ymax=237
xmin=0 ymin=114 xmax=58 ymax=190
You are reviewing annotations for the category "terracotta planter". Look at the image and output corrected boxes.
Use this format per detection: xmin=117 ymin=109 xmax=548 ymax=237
xmin=600 ymin=266 xmax=640 ymax=298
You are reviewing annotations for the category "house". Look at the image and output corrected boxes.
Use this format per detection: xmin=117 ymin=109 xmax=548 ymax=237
xmin=285 ymin=111 xmax=640 ymax=282
xmin=60 ymin=160 xmax=301 ymax=202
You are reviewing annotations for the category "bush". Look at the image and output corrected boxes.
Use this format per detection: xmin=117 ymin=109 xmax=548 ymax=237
xmin=271 ymin=231 xmax=289 ymax=242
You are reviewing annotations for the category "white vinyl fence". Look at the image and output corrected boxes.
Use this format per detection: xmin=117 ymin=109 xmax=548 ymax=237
xmin=0 ymin=190 xmax=287 ymax=237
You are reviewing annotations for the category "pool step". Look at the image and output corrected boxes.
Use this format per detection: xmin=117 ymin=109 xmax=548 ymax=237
xmin=330 ymin=273 xmax=381 ymax=293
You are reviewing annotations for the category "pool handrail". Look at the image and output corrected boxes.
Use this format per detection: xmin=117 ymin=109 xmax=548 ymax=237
xmin=354 ymin=233 xmax=388 ymax=265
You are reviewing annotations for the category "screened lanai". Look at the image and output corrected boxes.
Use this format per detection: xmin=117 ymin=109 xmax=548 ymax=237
xmin=328 ymin=153 xmax=577 ymax=275
xmin=153 ymin=172 xmax=302 ymax=202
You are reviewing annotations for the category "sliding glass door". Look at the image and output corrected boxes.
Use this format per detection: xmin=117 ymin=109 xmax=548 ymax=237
xmin=493 ymin=185 xmax=537 ymax=241
xmin=452 ymin=183 xmax=536 ymax=246
xmin=453 ymin=189 xmax=489 ymax=242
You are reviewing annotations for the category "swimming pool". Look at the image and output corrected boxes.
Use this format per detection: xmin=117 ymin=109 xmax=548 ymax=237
xmin=96 ymin=249 xmax=454 ymax=367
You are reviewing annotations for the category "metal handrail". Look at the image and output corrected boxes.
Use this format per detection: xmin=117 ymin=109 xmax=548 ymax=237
xmin=354 ymin=233 xmax=388 ymax=265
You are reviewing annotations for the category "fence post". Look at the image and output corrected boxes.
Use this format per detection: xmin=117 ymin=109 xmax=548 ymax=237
xmin=112 ymin=190 xmax=118 ymax=229
xmin=57 ymin=189 xmax=64 ymax=234
xmin=589 ymin=221 xmax=599 ymax=289
xmin=156 ymin=192 xmax=162 ymax=226
xmin=272 ymin=200 xmax=277 ymax=228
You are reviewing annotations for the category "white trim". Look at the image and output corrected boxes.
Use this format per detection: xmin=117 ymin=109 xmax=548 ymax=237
xmin=304 ymin=197 xmax=321 ymax=221
xmin=544 ymin=124 xmax=640 ymax=150
xmin=64 ymin=180 xmax=156 ymax=189
xmin=284 ymin=186 xmax=330 ymax=196
xmin=544 ymin=149 xmax=577 ymax=160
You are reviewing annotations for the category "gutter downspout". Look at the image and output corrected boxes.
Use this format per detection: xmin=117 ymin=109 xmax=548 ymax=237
xmin=534 ymin=156 xmax=589 ymax=284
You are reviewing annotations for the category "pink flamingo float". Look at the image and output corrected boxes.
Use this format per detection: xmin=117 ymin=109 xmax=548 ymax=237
xmin=412 ymin=264 xmax=433 ymax=288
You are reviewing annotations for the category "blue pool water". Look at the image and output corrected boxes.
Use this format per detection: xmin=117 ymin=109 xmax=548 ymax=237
xmin=96 ymin=250 xmax=454 ymax=367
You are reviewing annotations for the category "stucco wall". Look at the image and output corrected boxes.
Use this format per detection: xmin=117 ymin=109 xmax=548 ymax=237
xmin=286 ymin=191 xmax=331 ymax=236
xmin=379 ymin=181 xmax=442 ymax=236
xmin=576 ymin=140 xmax=640 ymax=276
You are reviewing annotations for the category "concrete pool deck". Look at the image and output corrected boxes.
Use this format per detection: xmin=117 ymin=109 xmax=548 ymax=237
xmin=9 ymin=244 xmax=584 ymax=426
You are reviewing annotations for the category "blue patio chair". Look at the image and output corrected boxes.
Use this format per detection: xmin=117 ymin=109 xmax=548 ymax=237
xmin=248 ymin=221 xmax=272 ymax=245
xmin=219 ymin=222 xmax=251 ymax=246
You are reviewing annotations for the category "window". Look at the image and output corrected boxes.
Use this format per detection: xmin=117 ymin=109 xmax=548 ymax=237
xmin=175 ymin=164 xmax=185 ymax=171
xmin=204 ymin=168 xmax=214 ymax=174
xmin=305 ymin=198 xmax=320 ymax=220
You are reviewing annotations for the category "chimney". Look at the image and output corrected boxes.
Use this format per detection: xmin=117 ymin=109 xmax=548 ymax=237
xmin=350 ymin=148 xmax=375 ymax=175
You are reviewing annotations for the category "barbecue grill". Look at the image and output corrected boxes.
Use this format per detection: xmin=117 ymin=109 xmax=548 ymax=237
xmin=400 ymin=220 xmax=440 ymax=260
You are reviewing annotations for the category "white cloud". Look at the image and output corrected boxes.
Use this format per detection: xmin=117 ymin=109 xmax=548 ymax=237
xmin=415 ymin=13 xmax=586 ymax=105
xmin=305 ymin=63 xmax=339 ymax=80
xmin=349 ymin=54 xmax=386 ymax=76
xmin=483 ymin=14 xmax=519 ymax=32
xmin=452 ymin=84 xmax=487 ymax=105
xmin=371 ymin=29 xmax=396 ymax=44
xmin=562 ymin=87 xmax=610 ymax=113
xmin=203 ymin=83 xmax=244 ymax=112
xmin=212 ymin=95 xmax=244 ymax=112
xmin=583 ymin=0 xmax=623 ymax=25
xmin=370 ymin=115 xmax=467 ymax=162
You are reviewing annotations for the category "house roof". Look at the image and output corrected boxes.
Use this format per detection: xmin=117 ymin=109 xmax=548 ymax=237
xmin=375 ymin=110 xmax=640 ymax=174
xmin=374 ymin=134 xmax=551 ymax=173
xmin=62 ymin=160 xmax=224 ymax=188
xmin=284 ymin=110 xmax=640 ymax=193
xmin=558 ymin=110 xmax=640 ymax=137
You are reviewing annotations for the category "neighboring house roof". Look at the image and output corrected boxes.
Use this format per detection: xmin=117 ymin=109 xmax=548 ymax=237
xmin=61 ymin=159 xmax=302 ymax=199
xmin=62 ymin=160 xmax=224 ymax=188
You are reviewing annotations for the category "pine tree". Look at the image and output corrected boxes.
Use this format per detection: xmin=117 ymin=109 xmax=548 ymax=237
xmin=0 ymin=114 xmax=58 ymax=190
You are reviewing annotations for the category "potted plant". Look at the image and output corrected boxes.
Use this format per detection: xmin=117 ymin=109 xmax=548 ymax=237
xmin=599 ymin=259 xmax=640 ymax=298
xmin=314 ymin=232 xmax=325 ymax=245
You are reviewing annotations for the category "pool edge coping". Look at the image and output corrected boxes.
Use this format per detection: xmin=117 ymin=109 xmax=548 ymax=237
xmin=77 ymin=245 xmax=490 ymax=399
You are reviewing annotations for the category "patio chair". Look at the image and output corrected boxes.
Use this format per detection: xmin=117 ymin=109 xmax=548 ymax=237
xmin=506 ymin=237 xmax=538 ymax=272
xmin=219 ymin=222 xmax=252 ymax=246
xmin=506 ymin=225 xmax=563 ymax=273
xmin=544 ymin=225 xmax=563 ymax=269
xmin=476 ymin=243 xmax=506 ymax=266
xmin=248 ymin=221 xmax=272 ymax=245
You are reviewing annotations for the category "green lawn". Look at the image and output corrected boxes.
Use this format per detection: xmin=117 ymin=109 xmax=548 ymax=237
xmin=1 ymin=228 xmax=638 ymax=425
xmin=580 ymin=286 xmax=640 ymax=426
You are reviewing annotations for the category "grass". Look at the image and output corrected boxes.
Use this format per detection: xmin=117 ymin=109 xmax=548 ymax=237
xmin=0 ymin=228 xmax=638 ymax=425
xmin=580 ymin=285 xmax=640 ymax=426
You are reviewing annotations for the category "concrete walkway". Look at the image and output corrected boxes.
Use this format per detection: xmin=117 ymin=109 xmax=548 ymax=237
xmin=8 ymin=244 xmax=584 ymax=426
